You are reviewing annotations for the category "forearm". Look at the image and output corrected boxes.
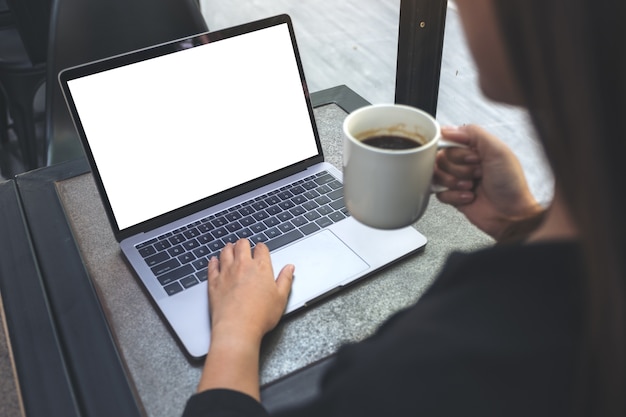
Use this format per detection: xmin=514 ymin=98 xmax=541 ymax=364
xmin=197 ymin=330 xmax=263 ymax=401
xmin=453 ymin=192 xmax=545 ymax=243
xmin=495 ymin=205 xmax=546 ymax=243
xmin=195 ymin=241 xmax=294 ymax=402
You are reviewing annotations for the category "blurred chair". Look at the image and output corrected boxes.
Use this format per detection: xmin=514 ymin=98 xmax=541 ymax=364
xmin=0 ymin=0 xmax=49 ymax=176
xmin=0 ymin=0 xmax=10 ymax=25
xmin=6 ymin=0 xmax=49 ymax=64
xmin=46 ymin=0 xmax=208 ymax=165
xmin=0 ymin=0 xmax=13 ymax=149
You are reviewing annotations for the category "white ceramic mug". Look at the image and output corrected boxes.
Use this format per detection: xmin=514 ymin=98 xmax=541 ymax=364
xmin=343 ymin=104 xmax=464 ymax=229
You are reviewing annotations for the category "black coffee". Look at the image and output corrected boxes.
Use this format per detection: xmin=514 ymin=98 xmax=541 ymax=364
xmin=361 ymin=135 xmax=423 ymax=150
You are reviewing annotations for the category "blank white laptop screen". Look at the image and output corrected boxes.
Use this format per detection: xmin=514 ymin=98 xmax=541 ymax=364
xmin=66 ymin=24 xmax=319 ymax=230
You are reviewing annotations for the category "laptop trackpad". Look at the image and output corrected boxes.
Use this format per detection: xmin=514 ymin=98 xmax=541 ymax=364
xmin=271 ymin=230 xmax=369 ymax=313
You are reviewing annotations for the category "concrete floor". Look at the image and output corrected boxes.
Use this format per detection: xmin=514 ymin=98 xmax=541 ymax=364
xmin=201 ymin=0 xmax=401 ymax=104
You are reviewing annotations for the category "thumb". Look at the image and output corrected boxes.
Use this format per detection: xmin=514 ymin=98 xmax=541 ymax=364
xmin=441 ymin=125 xmax=473 ymax=146
xmin=276 ymin=264 xmax=295 ymax=300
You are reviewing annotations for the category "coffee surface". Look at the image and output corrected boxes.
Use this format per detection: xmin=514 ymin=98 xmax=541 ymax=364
xmin=361 ymin=134 xmax=422 ymax=150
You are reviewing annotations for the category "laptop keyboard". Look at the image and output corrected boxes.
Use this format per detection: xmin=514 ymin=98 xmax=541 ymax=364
xmin=135 ymin=171 xmax=350 ymax=296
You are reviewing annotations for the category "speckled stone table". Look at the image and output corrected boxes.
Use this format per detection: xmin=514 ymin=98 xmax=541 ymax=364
xmin=54 ymin=101 xmax=493 ymax=417
xmin=0 ymin=295 xmax=23 ymax=417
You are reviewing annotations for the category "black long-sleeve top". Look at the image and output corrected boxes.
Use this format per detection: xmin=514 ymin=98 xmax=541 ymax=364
xmin=183 ymin=241 xmax=583 ymax=417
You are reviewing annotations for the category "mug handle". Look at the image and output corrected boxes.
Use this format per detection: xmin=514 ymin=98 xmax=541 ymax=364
xmin=430 ymin=139 xmax=469 ymax=193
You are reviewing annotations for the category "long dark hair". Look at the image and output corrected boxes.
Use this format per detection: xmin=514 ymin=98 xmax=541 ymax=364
xmin=492 ymin=0 xmax=626 ymax=415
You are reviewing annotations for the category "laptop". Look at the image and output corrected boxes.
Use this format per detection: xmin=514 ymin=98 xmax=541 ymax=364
xmin=59 ymin=14 xmax=427 ymax=358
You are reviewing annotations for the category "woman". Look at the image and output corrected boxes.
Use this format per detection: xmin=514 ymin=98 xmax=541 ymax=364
xmin=183 ymin=0 xmax=625 ymax=415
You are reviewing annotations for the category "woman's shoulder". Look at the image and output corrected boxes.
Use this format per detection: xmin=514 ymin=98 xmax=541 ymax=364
xmin=432 ymin=240 xmax=583 ymax=292
xmin=325 ymin=240 xmax=583 ymax=416
xmin=416 ymin=240 xmax=584 ymax=335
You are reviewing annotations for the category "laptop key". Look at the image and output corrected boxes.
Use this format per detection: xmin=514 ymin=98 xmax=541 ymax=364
xmin=253 ymin=211 xmax=270 ymax=221
xmin=266 ymin=206 xmax=282 ymax=216
xmin=180 ymin=276 xmax=199 ymax=289
xmin=198 ymin=233 xmax=213 ymax=244
xmin=265 ymin=195 xmax=281 ymax=206
xmin=316 ymin=217 xmax=333 ymax=229
xmin=265 ymin=229 xmax=304 ymax=251
xmin=252 ymin=201 xmax=269 ymax=211
xmin=303 ymin=190 xmax=320 ymax=200
xmin=250 ymin=233 xmax=268 ymax=245
xmin=302 ymin=181 xmax=317 ymax=190
xmin=300 ymin=223 xmax=320 ymax=235
xmin=183 ymin=228 xmax=200 ymax=239
xmin=223 ymin=234 xmax=239 ymax=244
xmin=328 ymin=211 xmax=346 ymax=222
xmin=305 ymin=211 xmax=321 ymax=221
xmin=278 ymin=222 xmax=295 ymax=233
xmin=226 ymin=221 xmax=243 ymax=232
xmin=177 ymin=252 xmax=196 ymax=264
xmin=277 ymin=212 xmax=294 ymax=222
xmin=154 ymin=240 xmax=172 ymax=251
xmin=314 ymin=174 xmax=334 ymax=185
xmin=152 ymin=258 xmax=181 ymax=276
xmin=239 ymin=206 xmax=255 ymax=216
xmin=193 ymin=245 xmax=209 ymax=257
xmin=316 ymin=184 xmax=332 ymax=195
xmin=139 ymin=246 xmax=156 ymax=258
xmin=168 ymin=245 xmax=185 ymax=257
xmin=182 ymin=239 xmax=200 ymax=251
xmin=212 ymin=227 xmax=228 ymax=238
xmin=291 ymin=195 xmax=307 ymax=205
xmin=169 ymin=234 xmax=185 ymax=245
xmin=225 ymin=212 xmax=242 ymax=222
xmin=328 ymin=188 xmax=343 ymax=201
xmin=278 ymin=200 xmax=295 ymax=210
xmin=192 ymin=257 xmax=209 ymax=271
xmin=291 ymin=216 xmax=308 ymax=227
xmin=263 ymin=217 xmax=280 ymax=227
xmin=277 ymin=191 xmax=294 ymax=200
xmin=250 ymin=222 xmax=267 ymax=233
xmin=211 ymin=217 xmax=228 ymax=228
xmin=317 ymin=205 xmax=333 ymax=216
xmin=197 ymin=223 xmax=213 ymax=233
xmin=236 ymin=228 xmax=253 ymax=239
xmin=315 ymin=195 xmax=331 ymax=205
xmin=196 ymin=269 xmax=208 ymax=282
xmin=290 ymin=206 xmax=306 ymax=216
xmin=164 ymin=282 xmax=184 ymax=296
xmin=328 ymin=180 xmax=342 ymax=190
xmin=207 ymin=240 xmax=225 ymax=252
xmin=329 ymin=198 xmax=346 ymax=211
xmin=265 ymin=227 xmax=281 ymax=239
xmin=145 ymin=251 xmax=170 ymax=267
xmin=290 ymin=185 xmax=305 ymax=195
xmin=157 ymin=264 xmax=194 ymax=285
xmin=240 ymin=216 xmax=255 ymax=226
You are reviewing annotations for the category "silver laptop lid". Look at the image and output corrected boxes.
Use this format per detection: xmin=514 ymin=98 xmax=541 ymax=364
xmin=59 ymin=15 xmax=324 ymax=241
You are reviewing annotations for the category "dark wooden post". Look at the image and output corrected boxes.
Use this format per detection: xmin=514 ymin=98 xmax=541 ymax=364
xmin=395 ymin=0 xmax=448 ymax=116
